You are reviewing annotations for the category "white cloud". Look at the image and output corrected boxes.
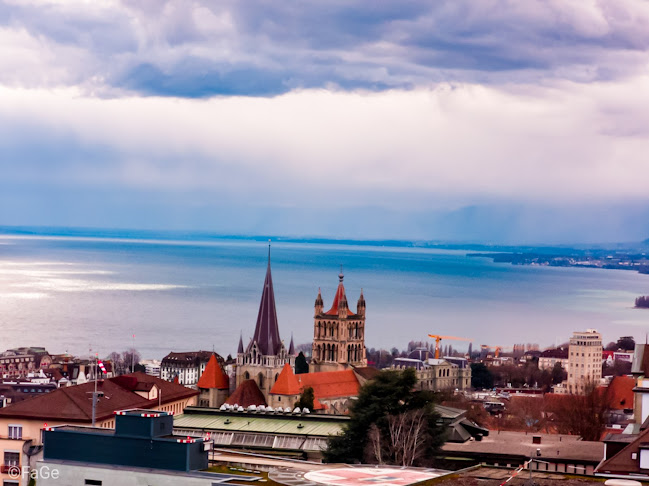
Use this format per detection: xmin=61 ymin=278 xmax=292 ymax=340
xmin=2 ymin=75 xmax=649 ymax=208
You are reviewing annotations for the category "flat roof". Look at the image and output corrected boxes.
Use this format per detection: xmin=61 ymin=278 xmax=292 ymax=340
xmin=174 ymin=411 xmax=345 ymax=437
xmin=441 ymin=430 xmax=604 ymax=462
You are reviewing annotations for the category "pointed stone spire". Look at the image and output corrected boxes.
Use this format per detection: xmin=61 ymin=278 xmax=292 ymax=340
xmin=325 ymin=268 xmax=350 ymax=316
xmin=288 ymin=333 xmax=295 ymax=355
xmin=248 ymin=244 xmax=282 ymax=356
xmin=315 ymin=287 xmax=324 ymax=315
xmin=357 ymin=288 xmax=366 ymax=316
xmin=238 ymin=332 xmax=244 ymax=354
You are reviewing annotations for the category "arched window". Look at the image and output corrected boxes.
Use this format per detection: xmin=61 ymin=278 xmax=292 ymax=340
xmin=258 ymin=372 xmax=265 ymax=389
xmin=244 ymin=371 xmax=250 ymax=380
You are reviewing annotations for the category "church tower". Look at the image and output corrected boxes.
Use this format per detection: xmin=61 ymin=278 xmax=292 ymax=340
xmin=311 ymin=270 xmax=367 ymax=372
xmin=236 ymin=247 xmax=294 ymax=397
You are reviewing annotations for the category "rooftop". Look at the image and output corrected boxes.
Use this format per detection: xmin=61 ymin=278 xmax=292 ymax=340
xmin=442 ymin=430 xmax=604 ymax=463
xmin=175 ymin=407 xmax=347 ymax=437
xmin=0 ymin=372 xmax=198 ymax=422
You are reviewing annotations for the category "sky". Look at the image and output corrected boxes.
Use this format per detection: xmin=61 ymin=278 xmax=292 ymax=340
xmin=2 ymin=0 xmax=649 ymax=244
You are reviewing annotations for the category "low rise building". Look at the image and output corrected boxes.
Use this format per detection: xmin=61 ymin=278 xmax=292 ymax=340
xmin=538 ymin=348 xmax=569 ymax=370
xmin=36 ymin=409 xmax=213 ymax=486
xmin=160 ymin=351 xmax=218 ymax=386
xmin=268 ymin=363 xmax=362 ymax=414
xmin=140 ymin=359 xmax=161 ymax=377
xmin=393 ymin=352 xmax=471 ymax=392
xmin=0 ymin=348 xmax=52 ymax=379
xmin=0 ymin=372 xmax=198 ymax=486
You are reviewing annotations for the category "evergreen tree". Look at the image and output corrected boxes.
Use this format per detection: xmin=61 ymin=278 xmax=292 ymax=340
xmin=295 ymin=386 xmax=315 ymax=411
xmin=295 ymin=351 xmax=309 ymax=374
xmin=467 ymin=342 xmax=473 ymax=358
xmin=470 ymin=363 xmax=494 ymax=389
xmin=324 ymin=368 xmax=445 ymax=466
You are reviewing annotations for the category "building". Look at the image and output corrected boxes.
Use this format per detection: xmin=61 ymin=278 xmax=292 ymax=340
xmin=632 ymin=343 xmax=649 ymax=431
xmin=597 ymin=424 xmax=649 ymax=479
xmin=174 ymin=406 xmax=346 ymax=461
xmin=565 ymin=329 xmax=602 ymax=394
xmin=35 ymin=409 xmax=212 ymax=486
xmin=160 ymin=351 xmax=217 ymax=386
xmin=393 ymin=351 xmax=471 ymax=392
xmin=538 ymin=347 xmax=569 ymax=370
xmin=269 ymin=363 xmax=375 ymax=414
xmin=236 ymin=251 xmax=294 ymax=398
xmin=0 ymin=372 xmax=198 ymax=485
xmin=311 ymin=271 xmax=366 ymax=372
xmin=0 ymin=348 xmax=52 ymax=379
xmin=0 ymin=380 xmax=57 ymax=407
xmin=196 ymin=354 xmax=230 ymax=408
xmin=140 ymin=359 xmax=161 ymax=377
xmin=441 ymin=430 xmax=604 ymax=475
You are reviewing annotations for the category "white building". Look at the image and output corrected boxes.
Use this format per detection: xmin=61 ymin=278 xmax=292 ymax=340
xmin=140 ymin=359 xmax=161 ymax=377
xmin=566 ymin=329 xmax=602 ymax=394
xmin=160 ymin=352 xmax=220 ymax=386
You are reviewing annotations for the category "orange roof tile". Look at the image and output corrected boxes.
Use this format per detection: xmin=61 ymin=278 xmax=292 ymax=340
xmin=226 ymin=380 xmax=267 ymax=407
xmin=604 ymin=375 xmax=635 ymax=410
xmin=270 ymin=363 xmax=301 ymax=395
xmin=271 ymin=365 xmax=360 ymax=404
xmin=324 ymin=281 xmax=355 ymax=316
xmin=197 ymin=354 xmax=230 ymax=390
xmin=298 ymin=370 xmax=360 ymax=399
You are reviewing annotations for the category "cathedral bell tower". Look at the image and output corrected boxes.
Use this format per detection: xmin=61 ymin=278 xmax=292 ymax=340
xmin=311 ymin=271 xmax=366 ymax=372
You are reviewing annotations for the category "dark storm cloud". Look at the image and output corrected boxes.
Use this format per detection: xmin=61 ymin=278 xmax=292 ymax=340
xmin=2 ymin=1 xmax=648 ymax=96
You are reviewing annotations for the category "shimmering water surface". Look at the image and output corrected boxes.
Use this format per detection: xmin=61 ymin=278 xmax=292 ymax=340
xmin=0 ymin=235 xmax=648 ymax=359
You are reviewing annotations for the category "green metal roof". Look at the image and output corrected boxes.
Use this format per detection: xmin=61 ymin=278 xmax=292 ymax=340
xmin=174 ymin=412 xmax=345 ymax=437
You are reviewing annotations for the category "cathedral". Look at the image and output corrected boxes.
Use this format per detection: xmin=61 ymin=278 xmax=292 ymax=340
xmin=311 ymin=270 xmax=367 ymax=372
xmin=235 ymin=250 xmax=294 ymax=397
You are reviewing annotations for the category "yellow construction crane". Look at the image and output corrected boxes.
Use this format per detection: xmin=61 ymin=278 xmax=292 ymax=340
xmin=480 ymin=344 xmax=512 ymax=358
xmin=428 ymin=334 xmax=473 ymax=359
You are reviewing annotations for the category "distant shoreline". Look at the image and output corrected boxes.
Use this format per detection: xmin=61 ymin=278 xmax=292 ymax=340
xmin=2 ymin=225 xmax=648 ymax=255
xmin=468 ymin=252 xmax=649 ymax=276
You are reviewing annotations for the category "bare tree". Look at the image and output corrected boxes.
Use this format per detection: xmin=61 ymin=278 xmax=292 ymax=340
xmin=387 ymin=409 xmax=428 ymax=467
xmin=367 ymin=424 xmax=383 ymax=465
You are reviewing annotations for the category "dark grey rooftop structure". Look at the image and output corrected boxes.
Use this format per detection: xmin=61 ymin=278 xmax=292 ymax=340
xmin=43 ymin=409 xmax=210 ymax=472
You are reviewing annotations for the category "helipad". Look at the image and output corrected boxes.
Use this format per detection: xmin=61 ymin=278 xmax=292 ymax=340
xmin=303 ymin=467 xmax=441 ymax=486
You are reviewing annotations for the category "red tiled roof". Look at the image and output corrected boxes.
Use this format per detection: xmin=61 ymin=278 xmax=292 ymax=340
xmin=324 ymin=281 xmax=355 ymax=316
xmin=298 ymin=370 xmax=360 ymax=399
xmin=271 ymin=365 xmax=360 ymax=403
xmin=0 ymin=372 xmax=198 ymax=423
xmin=226 ymin=380 xmax=267 ymax=408
xmin=197 ymin=354 xmax=229 ymax=390
xmin=604 ymin=375 xmax=635 ymax=410
xmin=270 ymin=363 xmax=302 ymax=395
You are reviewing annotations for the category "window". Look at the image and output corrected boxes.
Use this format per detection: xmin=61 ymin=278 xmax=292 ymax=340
xmin=4 ymin=451 xmax=19 ymax=466
xmin=8 ymin=425 xmax=22 ymax=440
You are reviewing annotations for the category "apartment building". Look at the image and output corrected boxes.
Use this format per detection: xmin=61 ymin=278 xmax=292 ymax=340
xmin=566 ymin=329 xmax=602 ymax=394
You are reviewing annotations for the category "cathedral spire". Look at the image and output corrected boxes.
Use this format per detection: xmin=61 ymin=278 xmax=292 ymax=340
xmin=238 ymin=332 xmax=244 ymax=354
xmin=288 ymin=333 xmax=295 ymax=355
xmin=248 ymin=246 xmax=282 ymax=356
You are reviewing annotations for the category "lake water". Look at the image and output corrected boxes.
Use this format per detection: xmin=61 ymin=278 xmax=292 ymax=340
xmin=0 ymin=234 xmax=648 ymax=359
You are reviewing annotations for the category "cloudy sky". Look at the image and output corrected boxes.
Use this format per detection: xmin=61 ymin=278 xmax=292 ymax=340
xmin=2 ymin=0 xmax=649 ymax=243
